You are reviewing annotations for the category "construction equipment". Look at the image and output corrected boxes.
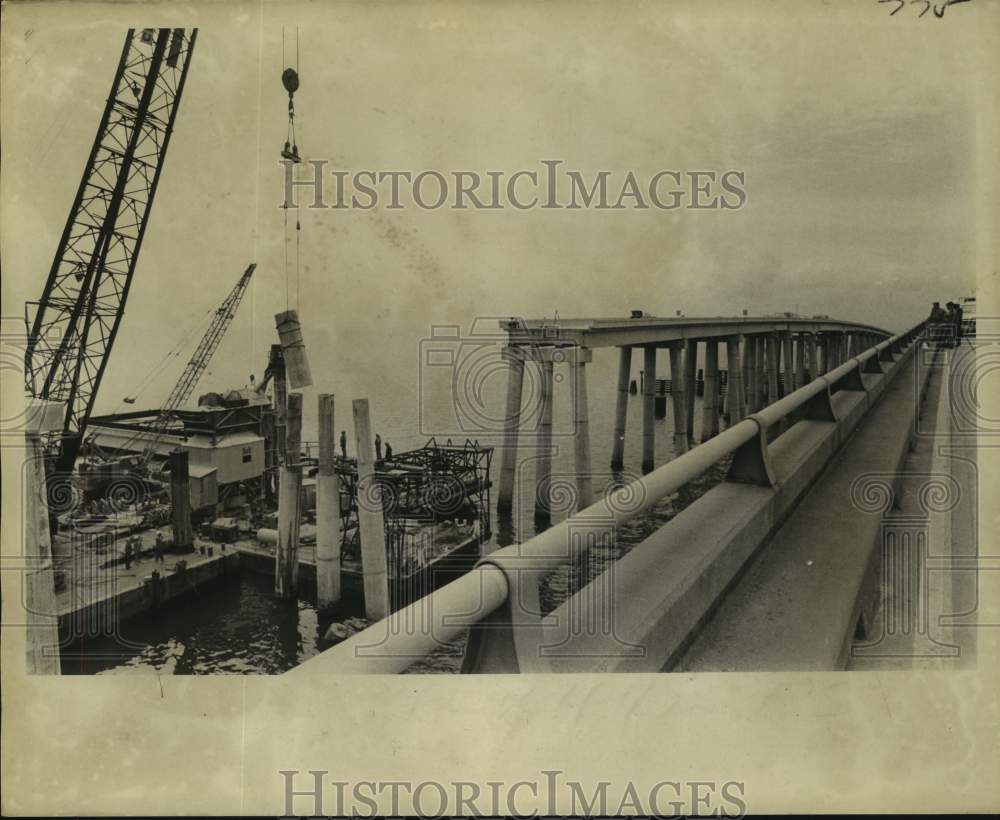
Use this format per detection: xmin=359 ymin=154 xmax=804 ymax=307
xmin=23 ymin=28 xmax=197 ymax=477
xmin=280 ymin=27 xmax=301 ymax=163
xmin=252 ymin=343 xmax=285 ymax=397
xmin=133 ymin=263 xmax=257 ymax=471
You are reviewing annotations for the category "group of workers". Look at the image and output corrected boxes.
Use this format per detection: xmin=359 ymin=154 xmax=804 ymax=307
xmin=928 ymin=301 xmax=965 ymax=347
xmin=338 ymin=430 xmax=393 ymax=461
xmin=122 ymin=531 xmax=166 ymax=570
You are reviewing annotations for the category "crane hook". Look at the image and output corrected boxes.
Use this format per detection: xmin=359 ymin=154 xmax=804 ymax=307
xmin=281 ymin=67 xmax=301 ymax=163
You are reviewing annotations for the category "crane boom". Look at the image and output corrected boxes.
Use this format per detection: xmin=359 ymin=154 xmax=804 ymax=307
xmin=137 ymin=264 xmax=257 ymax=468
xmin=23 ymin=28 xmax=197 ymax=476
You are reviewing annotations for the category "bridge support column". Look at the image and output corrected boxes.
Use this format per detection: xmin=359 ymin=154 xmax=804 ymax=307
xmin=766 ymin=333 xmax=780 ymax=405
xmin=756 ymin=335 xmax=767 ymax=410
xmin=668 ymin=343 xmax=688 ymax=455
xmin=806 ymin=333 xmax=818 ymax=380
xmin=353 ymin=398 xmax=389 ymax=620
xmin=781 ymin=332 xmax=794 ymax=396
xmin=684 ymin=339 xmax=697 ymax=441
xmin=497 ymin=346 xmax=525 ymax=513
xmin=275 ymin=393 xmax=303 ymax=598
xmin=316 ymin=393 xmax=341 ymax=610
xmin=701 ymin=340 xmax=720 ymax=441
xmin=534 ymin=355 xmax=555 ymax=519
xmin=642 ymin=346 xmax=657 ymax=472
xmin=794 ymin=333 xmax=806 ymax=389
xmin=568 ymin=346 xmax=594 ymax=510
xmin=749 ymin=336 xmax=764 ymax=412
xmin=740 ymin=335 xmax=751 ymax=412
xmin=725 ymin=336 xmax=744 ymax=423
xmin=610 ymin=346 xmax=631 ymax=470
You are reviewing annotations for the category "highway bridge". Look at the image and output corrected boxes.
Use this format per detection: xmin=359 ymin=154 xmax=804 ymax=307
xmin=287 ymin=314 xmax=979 ymax=674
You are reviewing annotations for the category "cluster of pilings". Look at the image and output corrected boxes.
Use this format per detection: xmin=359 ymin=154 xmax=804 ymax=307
xmin=496 ymin=328 xmax=886 ymax=518
xmin=269 ymin=311 xmax=393 ymax=620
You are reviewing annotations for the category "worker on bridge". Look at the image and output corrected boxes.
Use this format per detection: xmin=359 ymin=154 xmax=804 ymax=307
xmin=928 ymin=301 xmax=947 ymax=346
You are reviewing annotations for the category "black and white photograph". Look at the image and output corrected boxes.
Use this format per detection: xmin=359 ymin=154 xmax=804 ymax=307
xmin=2 ymin=0 xmax=997 ymax=815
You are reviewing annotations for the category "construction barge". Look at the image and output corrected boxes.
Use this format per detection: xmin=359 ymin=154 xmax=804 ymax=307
xmin=53 ymin=375 xmax=494 ymax=640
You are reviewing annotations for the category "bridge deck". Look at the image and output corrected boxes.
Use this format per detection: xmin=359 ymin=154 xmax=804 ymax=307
xmin=674 ymin=345 xmax=945 ymax=671
xmin=501 ymin=315 xmax=891 ymax=348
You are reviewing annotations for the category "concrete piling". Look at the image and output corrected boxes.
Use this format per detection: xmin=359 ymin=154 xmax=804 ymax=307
xmin=684 ymin=339 xmax=697 ymax=441
xmin=274 ymin=309 xmax=313 ymax=389
xmin=668 ymin=343 xmax=688 ymax=455
xmin=611 ymin=346 xmax=631 ymax=470
xmin=795 ymin=334 xmax=806 ymax=390
xmin=766 ymin=333 xmax=779 ymax=405
xmin=316 ymin=393 xmax=341 ymax=609
xmin=744 ymin=336 xmax=758 ymax=413
xmin=275 ymin=393 xmax=303 ymax=598
xmin=497 ymin=346 xmax=526 ymax=512
xmin=352 ymin=398 xmax=389 ymax=620
xmin=534 ymin=356 xmax=555 ymax=519
xmin=642 ymin=346 xmax=657 ymax=472
xmin=781 ymin=333 xmax=794 ymax=396
xmin=169 ymin=449 xmax=194 ymax=553
xmin=568 ymin=346 xmax=594 ymax=510
xmin=273 ymin=348 xmax=288 ymax=466
xmin=725 ymin=337 xmax=744 ymax=424
xmin=740 ymin=336 xmax=751 ymax=416
xmin=701 ymin=340 xmax=719 ymax=441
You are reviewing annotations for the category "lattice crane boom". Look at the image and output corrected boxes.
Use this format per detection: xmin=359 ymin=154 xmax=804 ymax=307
xmin=23 ymin=28 xmax=197 ymax=475
xmin=137 ymin=263 xmax=256 ymax=468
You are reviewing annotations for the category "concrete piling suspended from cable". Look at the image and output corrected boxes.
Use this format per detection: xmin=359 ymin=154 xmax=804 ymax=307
xmin=274 ymin=310 xmax=313 ymax=389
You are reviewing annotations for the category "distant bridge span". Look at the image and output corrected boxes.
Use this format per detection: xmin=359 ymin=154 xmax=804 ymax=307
xmin=500 ymin=314 xmax=892 ymax=350
xmin=495 ymin=314 xmax=893 ymax=512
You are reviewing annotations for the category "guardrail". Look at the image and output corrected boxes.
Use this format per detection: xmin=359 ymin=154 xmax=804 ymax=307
xmin=287 ymin=321 xmax=926 ymax=675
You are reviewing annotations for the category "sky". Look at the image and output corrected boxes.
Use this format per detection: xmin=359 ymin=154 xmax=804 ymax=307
xmin=0 ymin=0 xmax=987 ymax=429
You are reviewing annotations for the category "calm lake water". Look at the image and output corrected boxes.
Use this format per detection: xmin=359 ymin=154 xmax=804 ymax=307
xmin=66 ymin=346 xmax=731 ymax=674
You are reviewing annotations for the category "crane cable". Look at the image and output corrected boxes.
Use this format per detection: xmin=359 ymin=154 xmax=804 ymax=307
xmin=117 ymin=300 xmax=219 ymax=410
xmin=281 ymin=27 xmax=302 ymax=311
